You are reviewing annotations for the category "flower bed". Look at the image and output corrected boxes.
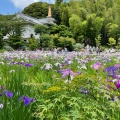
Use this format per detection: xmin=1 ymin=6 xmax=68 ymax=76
xmin=0 ymin=50 xmax=120 ymax=119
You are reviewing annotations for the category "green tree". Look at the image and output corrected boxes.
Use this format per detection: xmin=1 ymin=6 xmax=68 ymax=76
xmin=52 ymin=7 xmax=61 ymax=25
xmin=85 ymin=14 xmax=104 ymax=45
xmin=55 ymin=0 xmax=63 ymax=6
xmin=28 ymin=36 xmax=39 ymax=50
xmin=106 ymin=23 xmax=119 ymax=43
xmin=7 ymin=34 xmax=24 ymax=50
xmin=69 ymin=14 xmax=83 ymax=42
xmin=40 ymin=34 xmax=51 ymax=48
xmin=22 ymin=2 xmax=48 ymax=19
xmin=0 ymin=17 xmax=27 ymax=37
xmin=34 ymin=24 xmax=48 ymax=35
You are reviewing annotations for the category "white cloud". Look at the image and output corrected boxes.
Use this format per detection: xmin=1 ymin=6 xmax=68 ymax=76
xmin=10 ymin=0 xmax=55 ymax=9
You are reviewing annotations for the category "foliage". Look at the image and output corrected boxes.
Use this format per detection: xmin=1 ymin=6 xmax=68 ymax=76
xmin=0 ymin=51 xmax=120 ymax=119
xmin=3 ymin=45 xmax=14 ymax=51
xmin=7 ymin=34 xmax=24 ymax=50
xmin=28 ymin=36 xmax=39 ymax=50
xmin=22 ymin=2 xmax=48 ymax=19
xmin=106 ymin=23 xmax=119 ymax=42
xmin=1 ymin=18 xmax=27 ymax=36
xmin=34 ymin=24 xmax=49 ymax=35
xmin=50 ymin=25 xmax=73 ymax=37
xmin=95 ymin=34 xmax=102 ymax=47
xmin=40 ymin=34 xmax=51 ymax=48
xmin=51 ymin=34 xmax=75 ymax=51
xmin=73 ymin=43 xmax=84 ymax=51
xmin=1 ymin=0 xmax=120 ymax=48
xmin=108 ymin=37 xmax=116 ymax=47
xmin=0 ymin=32 xmax=4 ymax=49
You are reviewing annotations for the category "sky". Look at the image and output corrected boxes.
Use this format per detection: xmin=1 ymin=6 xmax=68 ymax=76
xmin=0 ymin=0 xmax=55 ymax=15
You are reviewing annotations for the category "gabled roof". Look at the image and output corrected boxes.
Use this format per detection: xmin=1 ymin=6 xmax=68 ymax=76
xmin=16 ymin=13 xmax=55 ymax=25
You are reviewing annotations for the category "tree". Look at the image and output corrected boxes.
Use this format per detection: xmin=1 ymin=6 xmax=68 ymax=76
xmin=0 ymin=17 xmax=27 ymax=37
xmin=34 ymin=24 xmax=48 ymax=35
xmin=28 ymin=36 xmax=39 ymax=50
xmin=50 ymin=25 xmax=73 ymax=38
xmin=40 ymin=34 xmax=51 ymax=48
xmin=55 ymin=0 xmax=63 ymax=7
xmin=22 ymin=2 xmax=48 ymax=19
xmin=84 ymin=14 xmax=104 ymax=46
xmin=7 ymin=34 xmax=24 ymax=50
xmin=106 ymin=23 xmax=119 ymax=43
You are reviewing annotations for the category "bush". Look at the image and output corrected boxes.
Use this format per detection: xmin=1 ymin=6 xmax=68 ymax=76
xmin=73 ymin=43 xmax=84 ymax=51
xmin=3 ymin=45 xmax=14 ymax=51
xmin=28 ymin=36 xmax=39 ymax=50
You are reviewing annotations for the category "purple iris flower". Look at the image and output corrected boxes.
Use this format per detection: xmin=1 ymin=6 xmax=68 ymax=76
xmin=19 ymin=96 xmax=35 ymax=106
xmin=4 ymin=57 xmax=10 ymax=61
xmin=16 ymin=62 xmax=24 ymax=65
xmin=6 ymin=91 xmax=13 ymax=98
xmin=115 ymin=80 xmax=120 ymax=89
xmin=59 ymin=68 xmax=80 ymax=78
xmin=104 ymin=66 xmax=117 ymax=77
xmin=11 ymin=61 xmax=15 ymax=65
xmin=0 ymin=90 xmax=13 ymax=98
xmin=25 ymin=63 xmax=34 ymax=67
xmin=59 ymin=68 xmax=74 ymax=78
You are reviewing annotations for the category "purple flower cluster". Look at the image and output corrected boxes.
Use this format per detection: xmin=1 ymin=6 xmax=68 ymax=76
xmin=11 ymin=61 xmax=34 ymax=67
xmin=0 ymin=87 xmax=35 ymax=106
xmin=104 ymin=66 xmax=117 ymax=77
xmin=105 ymin=65 xmax=120 ymax=89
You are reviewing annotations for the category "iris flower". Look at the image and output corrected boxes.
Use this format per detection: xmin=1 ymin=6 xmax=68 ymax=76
xmin=25 ymin=63 xmax=34 ymax=67
xmin=0 ymin=103 xmax=3 ymax=108
xmin=6 ymin=91 xmax=13 ymax=98
xmin=115 ymin=80 xmax=120 ymax=89
xmin=104 ymin=66 xmax=117 ymax=77
xmin=59 ymin=68 xmax=80 ymax=79
xmin=19 ymin=96 xmax=35 ymax=106
xmin=0 ymin=90 xmax=13 ymax=98
xmin=91 ymin=62 xmax=101 ymax=70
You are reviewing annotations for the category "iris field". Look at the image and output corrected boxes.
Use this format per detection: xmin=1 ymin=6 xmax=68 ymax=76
xmin=0 ymin=51 xmax=120 ymax=120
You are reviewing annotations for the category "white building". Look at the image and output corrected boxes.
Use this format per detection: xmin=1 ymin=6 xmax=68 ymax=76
xmin=3 ymin=6 xmax=55 ymax=41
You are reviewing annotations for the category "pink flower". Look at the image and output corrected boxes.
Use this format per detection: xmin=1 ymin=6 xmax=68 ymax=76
xmin=91 ymin=62 xmax=101 ymax=70
xmin=59 ymin=68 xmax=80 ymax=79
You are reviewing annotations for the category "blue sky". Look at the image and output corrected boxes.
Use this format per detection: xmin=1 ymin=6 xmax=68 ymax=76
xmin=0 ymin=0 xmax=55 ymax=15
